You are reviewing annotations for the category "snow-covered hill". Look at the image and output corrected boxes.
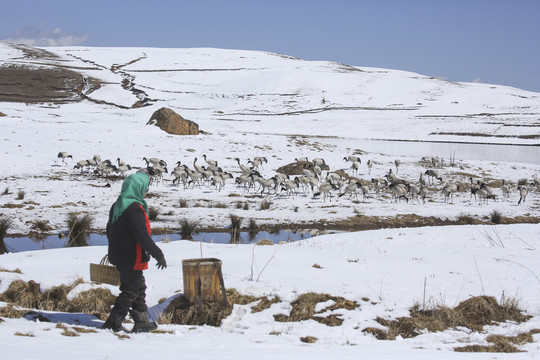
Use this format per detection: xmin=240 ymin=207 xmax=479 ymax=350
xmin=1 ymin=42 xmax=540 ymax=359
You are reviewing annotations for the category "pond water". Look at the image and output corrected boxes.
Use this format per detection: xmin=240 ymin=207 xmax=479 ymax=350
xmin=3 ymin=230 xmax=312 ymax=253
xmin=335 ymin=139 xmax=540 ymax=165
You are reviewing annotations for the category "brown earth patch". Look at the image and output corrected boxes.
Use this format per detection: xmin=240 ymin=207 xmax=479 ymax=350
xmin=0 ymin=64 xmax=101 ymax=104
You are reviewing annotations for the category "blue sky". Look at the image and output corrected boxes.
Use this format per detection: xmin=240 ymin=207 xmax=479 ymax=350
xmin=2 ymin=0 xmax=539 ymax=92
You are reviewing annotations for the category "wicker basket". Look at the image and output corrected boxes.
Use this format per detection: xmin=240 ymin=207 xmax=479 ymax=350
xmin=90 ymin=255 xmax=120 ymax=286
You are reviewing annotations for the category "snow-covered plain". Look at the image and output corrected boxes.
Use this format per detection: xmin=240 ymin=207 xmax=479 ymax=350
xmin=1 ymin=42 xmax=540 ymax=358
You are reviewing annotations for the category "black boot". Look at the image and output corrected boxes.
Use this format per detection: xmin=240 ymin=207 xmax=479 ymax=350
xmin=102 ymin=308 xmax=127 ymax=332
xmin=130 ymin=309 xmax=158 ymax=333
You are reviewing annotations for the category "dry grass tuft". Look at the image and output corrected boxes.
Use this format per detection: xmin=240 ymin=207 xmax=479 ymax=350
xmin=14 ymin=331 xmax=34 ymax=337
xmin=300 ymin=336 xmax=318 ymax=343
xmin=0 ymin=267 xmax=22 ymax=274
xmin=0 ymin=216 xmax=14 ymax=254
xmin=455 ymin=343 xmax=521 ymax=353
xmin=0 ymin=279 xmax=115 ymax=320
xmin=454 ymin=295 xmax=529 ymax=330
xmin=0 ymin=304 xmax=34 ymax=319
xmin=225 ymin=289 xmax=280 ymax=313
xmin=72 ymin=326 xmax=98 ymax=334
xmin=365 ymin=295 xmax=531 ymax=342
xmin=178 ymin=198 xmax=189 ymax=208
xmin=0 ymin=280 xmax=42 ymax=308
xmin=259 ymin=199 xmax=272 ymax=210
xmin=161 ymin=295 xmax=232 ymax=327
xmin=147 ymin=206 xmax=160 ymax=221
xmin=161 ymin=289 xmax=281 ymax=326
xmin=178 ymin=218 xmax=200 ymax=240
xmin=31 ymin=219 xmax=52 ymax=232
xmin=56 ymin=323 xmax=80 ymax=337
xmin=274 ymin=292 xmax=359 ymax=327
xmin=453 ymin=330 xmax=540 ymax=354
xmin=65 ymin=213 xmax=94 ymax=247
xmin=255 ymin=239 xmax=273 ymax=246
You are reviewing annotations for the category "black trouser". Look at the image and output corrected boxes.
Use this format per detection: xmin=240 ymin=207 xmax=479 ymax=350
xmin=113 ymin=266 xmax=148 ymax=316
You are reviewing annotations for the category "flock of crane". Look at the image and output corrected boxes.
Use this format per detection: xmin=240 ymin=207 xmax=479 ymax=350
xmin=58 ymin=151 xmax=538 ymax=207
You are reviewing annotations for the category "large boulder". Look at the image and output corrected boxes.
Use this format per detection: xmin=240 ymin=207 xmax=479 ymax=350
xmin=146 ymin=107 xmax=199 ymax=135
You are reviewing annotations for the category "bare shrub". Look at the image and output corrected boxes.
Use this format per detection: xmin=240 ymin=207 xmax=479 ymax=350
xmin=178 ymin=199 xmax=188 ymax=208
xmin=16 ymin=190 xmax=25 ymax=200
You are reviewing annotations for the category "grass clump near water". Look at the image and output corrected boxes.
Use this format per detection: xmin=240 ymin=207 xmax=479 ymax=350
xmin=65 ymin=213 xmax=94 ymax=247
xmin=490 ymin=210 xmax=502 ymax=224
xmin=31 ymin=219 xmax=52 ymax=232
xmin=229 ymin=214 xmax=243 ymax=243
xmin=0 ymin=215 xmax=14 ymax=254
xmin=179 ymin=218 xmax=200 ymax=240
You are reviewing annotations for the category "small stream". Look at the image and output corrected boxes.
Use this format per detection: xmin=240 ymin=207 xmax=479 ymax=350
xmin=3 ymin=230 xmax=313 ymax=253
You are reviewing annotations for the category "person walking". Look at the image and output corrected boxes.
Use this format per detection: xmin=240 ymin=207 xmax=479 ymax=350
xmin=102 ymin=172 xmax=167 ymax=332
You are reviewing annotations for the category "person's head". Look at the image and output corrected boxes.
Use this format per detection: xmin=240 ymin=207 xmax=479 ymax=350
xmin=120 ymin=173 xmax=150 ymax=199
xmin=112 ymin=172 xmax=150 ymax=222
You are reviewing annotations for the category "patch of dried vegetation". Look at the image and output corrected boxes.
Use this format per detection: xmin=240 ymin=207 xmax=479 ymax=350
xmin=363 ymin=296 xmax=537 ymax=353
xmin=273 ymin=292 xmax=359 ymax=326
xmin=0 ymin=279 xmax=115 ymax=320
xmin=160 ymin=288 xmax=281 ymax=327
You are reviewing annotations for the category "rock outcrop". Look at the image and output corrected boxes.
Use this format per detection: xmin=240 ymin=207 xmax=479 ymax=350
xmin=146 ymin=107 xmax=199 ymax=135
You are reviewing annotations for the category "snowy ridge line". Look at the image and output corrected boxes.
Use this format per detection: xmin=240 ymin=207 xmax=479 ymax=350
xmin=223 ymin=105 xmax=421 ymax=116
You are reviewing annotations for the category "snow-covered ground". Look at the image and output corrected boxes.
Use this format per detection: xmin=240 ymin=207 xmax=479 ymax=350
xmin=1 ymin=42 xmax=540 ymax=358
xmin=2 ymin=225 xmax=540 ymax=359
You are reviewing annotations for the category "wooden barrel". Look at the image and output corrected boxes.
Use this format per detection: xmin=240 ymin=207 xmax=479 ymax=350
xmin=182 ymin=258 xmax=224 ymax=304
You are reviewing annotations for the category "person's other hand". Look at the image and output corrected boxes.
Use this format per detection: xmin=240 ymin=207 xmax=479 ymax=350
xmin=156 ymin=256 xmax=167 ymax=270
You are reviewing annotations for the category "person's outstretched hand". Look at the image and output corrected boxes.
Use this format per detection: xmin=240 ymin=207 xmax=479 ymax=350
xmin=156 ymin=255 xmax=167 ymax=270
